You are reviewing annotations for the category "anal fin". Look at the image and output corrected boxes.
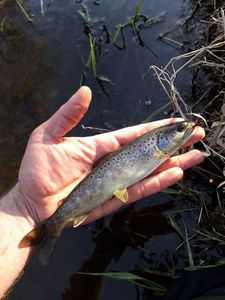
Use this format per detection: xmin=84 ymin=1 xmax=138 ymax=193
xmin=73 ymin=214 xmax=88 ymax=228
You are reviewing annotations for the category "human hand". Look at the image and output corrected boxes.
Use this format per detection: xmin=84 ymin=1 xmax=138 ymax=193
xmin=17 ymin=86 xmax=205 ymax=226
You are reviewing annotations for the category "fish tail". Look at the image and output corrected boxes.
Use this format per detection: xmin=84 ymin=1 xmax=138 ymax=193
xmin=19 ymin=221 xmax=63 ymax=265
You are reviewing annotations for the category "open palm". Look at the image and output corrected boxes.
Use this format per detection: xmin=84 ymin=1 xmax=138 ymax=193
xmin=18 ymin=86 xmax=205 ymax=225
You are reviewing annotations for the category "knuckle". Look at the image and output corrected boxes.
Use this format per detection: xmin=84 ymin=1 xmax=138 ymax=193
xmin=61 ymin=111 xmax=75 ymax=127
xmin=154 ymin=175 xmax=163 ymax=191
xmin=138 ymin=183 xmax=147 ymax=199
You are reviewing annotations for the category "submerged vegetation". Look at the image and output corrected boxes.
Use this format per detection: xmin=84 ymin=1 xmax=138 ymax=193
xmin=78 ymin=0 xmax=164 ymax=94
xmin=76 ymin=1 xmax=225 ymax=296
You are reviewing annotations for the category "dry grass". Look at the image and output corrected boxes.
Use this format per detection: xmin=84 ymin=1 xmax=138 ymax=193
xmin=145 ymin=7 xmax=225 ymax=167
xmin=144 ymin=6 xmax=225 ymax=244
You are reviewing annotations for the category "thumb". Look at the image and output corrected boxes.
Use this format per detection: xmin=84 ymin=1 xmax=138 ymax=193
xmin=44 ymin=86 xmax=92 ymax=140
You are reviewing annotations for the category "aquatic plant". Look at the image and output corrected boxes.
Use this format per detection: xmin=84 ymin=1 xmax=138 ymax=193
xmin=84 ymin=2 xmax=225 ymax=294
xmin=77 ymin=271 xmax=167 ymax=293
xmin=89 ymin=33 xmax=97 ymax=78
xmin=77 ymin=0 xmax=168 ymax=101
xmin=15 ymin=0 xmax=32 ymax=22
xmin=112 ymin=0 xmax=163 ymax=56
xmin=4 ymin=0 xmax=225 ymax=297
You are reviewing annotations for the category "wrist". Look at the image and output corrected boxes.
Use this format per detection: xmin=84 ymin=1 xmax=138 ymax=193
xmin=0 ymin=183 xmax=35 ymax=298
xmin=2 ymin=183 xmax=36 ymax=234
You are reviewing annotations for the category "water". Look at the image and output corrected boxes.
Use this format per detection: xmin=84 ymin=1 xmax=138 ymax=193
xmin=0 ymin=1 xmax=204 ymax=299
xmin=0 ymin=0 xmax=191 ymax=190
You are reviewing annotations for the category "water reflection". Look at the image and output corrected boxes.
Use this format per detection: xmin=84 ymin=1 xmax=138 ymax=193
xmin=0 ymin=1 xmax=52 ymax=191
xmin=0 ymin=0 xmax=185 ymax=191
xmin=62 ymin=202 xmax=174 ymax=300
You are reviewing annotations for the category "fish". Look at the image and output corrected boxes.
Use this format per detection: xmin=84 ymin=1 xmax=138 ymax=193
xmin=19 ymin=120 xmax=198 ymax=265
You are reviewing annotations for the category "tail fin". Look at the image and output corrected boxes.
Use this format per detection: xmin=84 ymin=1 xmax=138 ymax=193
xmin=19 ymin=222 xmax=62 ymax=266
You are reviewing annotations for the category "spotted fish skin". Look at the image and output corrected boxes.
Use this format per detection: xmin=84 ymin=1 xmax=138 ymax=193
xmin=19 ymin=121 xmax=197 ymax=264
xmin=53 ymin=131 xmax=163 ymax=221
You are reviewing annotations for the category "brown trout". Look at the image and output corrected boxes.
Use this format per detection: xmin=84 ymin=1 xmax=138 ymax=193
xmin=19 ymin=121 xmax=198 ymax=264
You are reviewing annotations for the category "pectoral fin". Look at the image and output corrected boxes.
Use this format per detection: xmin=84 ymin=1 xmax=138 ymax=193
xmin=113 ymin=188 xmax=129 ymax=203
xmin=153 ymin=150 xmax=168 ymax=158
xmin=73 ymin=214 xmax=88 ymax=228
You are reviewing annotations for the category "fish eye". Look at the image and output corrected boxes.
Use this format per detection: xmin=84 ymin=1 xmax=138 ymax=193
xmin=177 ymin=122 xmax=187 ymax=132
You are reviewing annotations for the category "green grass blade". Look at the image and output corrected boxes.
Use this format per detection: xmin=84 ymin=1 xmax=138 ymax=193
xmin=133 ymin=281 xmax=165 ymax=292
xmin=195 ymin=229 xmax=225 ymax=245
xmin=86 ymin=53 xmax=91 ymax=68
xmin=143 ymin=269 xmax=178 ymax=279
xmin=89 ymin=34 xmax=97 ymax=78
xmin=15 ymin=0 xmax=32 ymax=22
xmin=185 ymin=261 xmax=225 ymax=271
xmin=184 ymin=223 xmax=194 ymax=268
xmin=77 ymin=272 xmax=167 ymax=292
xmin=113 ymin=24 xmax=122 ymax=44
xmin=97 ymin=75 xmax=112 ymax=84
xmin=142 ymin=102 xmax=171 ymax=123
xmin=78 ymin=8 xmax=91 ymax=26
xmin=176 ymin=182 xmax=199 ymax=201
xmin=135 ymin=0 xmax=145 ymax=18
xmin=168 ymin=214 xmax=185 ymax=240
xmin=80 ymin=73 xmax=85 ymax=87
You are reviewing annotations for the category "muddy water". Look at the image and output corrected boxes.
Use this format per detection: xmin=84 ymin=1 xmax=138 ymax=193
xmin=0 ymin=1 xmax=202 ymax=299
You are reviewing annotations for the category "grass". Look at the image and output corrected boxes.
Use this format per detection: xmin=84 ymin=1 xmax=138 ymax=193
xmin=195 ymin=229 xmax=225 ymax=246
xmin=142 ymin=102 xmax=172 ymax=123
xmin=168 ymin=214 xmax=186 ymax=240
xmin=77 ymin=271 xmax=167 ymax=293
xmin=15 ymin=0 xmax=32 ymax=22
xmin=79 ymin=0 xmax=162 ymax=95
xmin=77 ymin=0 xmax=225 ymax=294
xmin=112 ymin=0 xmax=160 ymax=56
xmin=112 ymin=0 xmax=145 ymax=48
xmin=9 ymin=0 xmax=225 ymax=294
xmin=77 ymin=1 xmax=225 ymax=293
xmin=89 ymin=34 xmax=97 ymax=78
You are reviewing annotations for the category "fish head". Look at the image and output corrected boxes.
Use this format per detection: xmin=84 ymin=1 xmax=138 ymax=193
xmin=157 ymin=121 xmax=197 ymax=154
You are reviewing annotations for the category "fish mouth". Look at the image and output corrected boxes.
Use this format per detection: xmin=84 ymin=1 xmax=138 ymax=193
xmin=183 ymin=121 xmax=198 ymax=139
